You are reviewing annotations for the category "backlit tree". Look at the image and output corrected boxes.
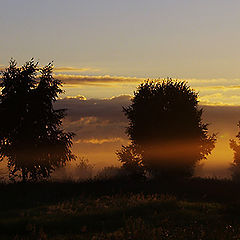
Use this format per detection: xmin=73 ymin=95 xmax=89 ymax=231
xmin=0 ymin=59 xmax=75 ymax=181
xmin=123 ymin=79 xmax=216 ymax=178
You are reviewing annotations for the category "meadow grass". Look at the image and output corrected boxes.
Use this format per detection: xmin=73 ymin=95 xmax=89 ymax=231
xmin=1 ymin=178 xmax=240 ymax=239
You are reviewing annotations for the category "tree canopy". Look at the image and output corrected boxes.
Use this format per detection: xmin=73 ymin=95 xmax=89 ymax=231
xmin=0 ymin=59 xmax=75 ymax=181
xmin=122 ymin=79 xmax=216 ymax=178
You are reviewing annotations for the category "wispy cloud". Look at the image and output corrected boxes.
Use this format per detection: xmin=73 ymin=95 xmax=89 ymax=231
xmin=0 ymin=65 xmax=100 ymax=73
xmin=62 ymin=95 xmax=87 ymax=100
xmin=54 ymin=67 xmax=100 ymax=73
xmin=55 ymin=75 xmax=240 ymax=89
xmin=197 ymin=85 xmax=240 ymax=91
xmin=55 ymin=74 xmax=144 ymax=86
xmin=74 ymin=137 xmax=126 ymax=144
xmin=200 ymin=93 xmax=240 ymax=106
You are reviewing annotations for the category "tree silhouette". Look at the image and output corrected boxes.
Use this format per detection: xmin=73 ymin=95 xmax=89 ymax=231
xmin=0 ymin=59 xmax=75 ymax=181
xmin=116 ymin=144 xmax=145 ymax=179
xmin=123 ymin=79 xmax=216 ymax=178
xmin=229 ymin=122 xmax=240 ymax=181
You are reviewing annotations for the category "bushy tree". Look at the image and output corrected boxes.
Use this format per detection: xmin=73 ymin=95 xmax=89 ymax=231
xmin=0 ymin=59 xmax=75 ymax=181
xmin=123 ymin=79 xmax=216 ymax=178
xmin=116 ymin=144 xmax=145 ymax=178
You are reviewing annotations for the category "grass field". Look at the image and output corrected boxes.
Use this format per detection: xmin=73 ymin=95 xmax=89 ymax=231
xmin=1 ymin=178 xmax=240 ymax=239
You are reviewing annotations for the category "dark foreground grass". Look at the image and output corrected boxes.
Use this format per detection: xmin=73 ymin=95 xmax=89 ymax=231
xmin=1 ymin=178 xmax=240 ymax=239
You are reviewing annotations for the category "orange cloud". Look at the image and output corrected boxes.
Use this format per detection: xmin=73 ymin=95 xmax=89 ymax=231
xmin=198 ymin=85 xmax=240 ymax=91
xmin=62 ymin=95 xmax=87 ymax=100
xmin=0 ymin=65 xmax=100 ymax=74
xmin=74 ymin=137 xmax=126 ymax=144
xmin=54 ymin=67 xmax=100 ymax=73
xmin=54 ymin=74 xmax=144 ymax=86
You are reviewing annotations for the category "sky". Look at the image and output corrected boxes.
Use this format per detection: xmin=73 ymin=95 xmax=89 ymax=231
xmin=1 ymin=0 xmax=240 ymax=178
xmin=1 ymin=1 xmax=240 ymax=79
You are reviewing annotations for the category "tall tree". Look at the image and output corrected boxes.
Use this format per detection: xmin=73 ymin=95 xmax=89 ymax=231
xmin=0 ymin=59 xmax=75 ymax=181
xmin=123 ymin=79 xmax=216 ymax=178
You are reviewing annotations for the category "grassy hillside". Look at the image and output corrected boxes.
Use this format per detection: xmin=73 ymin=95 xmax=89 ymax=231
xmin=1 ymin=178 xmax=240 ymax=240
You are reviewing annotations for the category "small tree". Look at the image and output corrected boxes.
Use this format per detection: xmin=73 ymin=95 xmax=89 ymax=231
xmin=123 ymin=79 xmax=216 ymax=178
xmin=0 ymin=59 xmax=75 ymax=181
xmin=116 ymin=144 xmax=145 ymax=178
xmin=229 ymin=122 xmax=240 ymax=181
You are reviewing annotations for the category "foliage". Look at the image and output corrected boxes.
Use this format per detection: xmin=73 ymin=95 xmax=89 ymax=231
xmin=0 ymin=59 xmax=75 ymax=181
xmin=116 ymin=144 xmax=145 ymax=178
xmin=123 ymin=79 xmax=216 ymax=178
xmin=229 ymin=122 xmax=240 ymax=181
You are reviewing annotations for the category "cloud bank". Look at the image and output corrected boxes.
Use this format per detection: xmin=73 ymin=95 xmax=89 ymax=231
xmin=55 ymin=74 xmax=240 ymax=106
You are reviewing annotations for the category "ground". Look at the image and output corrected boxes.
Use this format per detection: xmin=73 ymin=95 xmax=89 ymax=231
xmin=1 ymin=178 xmax=240 ymax=240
